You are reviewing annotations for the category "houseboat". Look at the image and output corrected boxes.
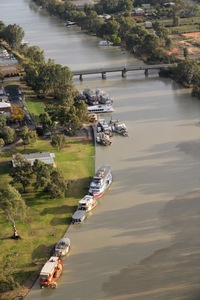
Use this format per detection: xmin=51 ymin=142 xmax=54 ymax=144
xmin=77 ymin=195 xmax=98 ymax=212
xmin=88 ymin=104 xmax=114 ymax=114
xmin=88 ymin=165 xmax=112 ymax=198
xmin=96 ymin=132 xmax=112 ymax=146
xmin=83 ymin=88 xmax=112 ymax=105
xmin=109 ymin=119 xmax=129 ymax=136
xmin=40 ymin=256 xmax=63 ymax=289
xmin=72 ymin=210 xmax=86 ymax=224
xmin=97 ymin=118 xmax=112 ymax=136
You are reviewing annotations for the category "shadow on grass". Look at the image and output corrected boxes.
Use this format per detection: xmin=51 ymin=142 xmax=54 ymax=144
xmin=50 ymin=216 xmax=72 ymax=226
xmin=25 ymin=190 xmax=51 ymax=207
xmin=32 ymin=244 xmax=54 ymax=261
xmin=0 ymin=161 xmax=12 ymax=175
xmin=40 ymin=205 xmax=69 ymax=216
xmin=67 ymin=177 xmax=91 ymax=198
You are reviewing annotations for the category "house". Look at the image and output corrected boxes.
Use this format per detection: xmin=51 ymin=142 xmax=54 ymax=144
xmin=0 ymin=102 xmax=12 ymax=117
xmin=132 ymin=8 xmax=145 ymax=15
xmin=144 ymin=21 xmax=153 ymax=28
xmin=12 ymin=152 xmax=56 ymax=167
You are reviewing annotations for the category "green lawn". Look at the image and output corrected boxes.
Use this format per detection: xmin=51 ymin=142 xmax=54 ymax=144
xmin=0 ymin=138 xmax=95 ymax=299
xmin=25 ymin=98 xmax=45 ymax=117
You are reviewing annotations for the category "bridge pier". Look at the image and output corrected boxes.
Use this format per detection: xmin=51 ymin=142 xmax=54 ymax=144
xmin=102 ymin=72 xmax=106 ymax=80
xmin=122 ymin=68 xmax=127 ymax=78
xmin=79 ymin=74 xmax=83 ymax=81
xmin=144 ymin=69 xmax=149 ymax=76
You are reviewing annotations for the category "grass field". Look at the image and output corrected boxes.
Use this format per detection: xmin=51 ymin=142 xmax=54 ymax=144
xmin=0 ymin=138 xmax=95 ymax=299
xmin=25 ymin=98 xmax=45 ymax=123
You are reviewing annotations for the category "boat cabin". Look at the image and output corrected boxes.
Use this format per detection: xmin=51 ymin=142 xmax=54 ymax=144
xmin=72 ymin=210 xmax=86 ymax=224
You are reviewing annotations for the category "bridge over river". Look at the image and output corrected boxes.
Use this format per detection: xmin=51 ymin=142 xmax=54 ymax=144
xmin=72 ymin=63 xmax=172 ymax=80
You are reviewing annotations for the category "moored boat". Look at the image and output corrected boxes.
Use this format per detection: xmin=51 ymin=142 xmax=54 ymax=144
xmin=77 ymin=195 xmax=97 ymax=212
xmin=88 ymin=104 xmax=114 ymax=114
xmin=98 ymin=40 xmax=113 ymax=46
xmin=96 ymin=132 xmax=112 ymax=146
xmin=72 ymin=210 xmax=86 ymax=224
xmin=88 ymin=165 xmax=112 ymax=198
xmin=109 ymin=119 xmax=129 ymax=136
xmin=40 ymin=256 xmax=63 ymax=289
xmin=83 ymin=88 xmax=112 ymax=106
xmin=97 ymin=118 xmax=112 ymax=136
xmin=55 ymin=237 xmax=71 ymax=257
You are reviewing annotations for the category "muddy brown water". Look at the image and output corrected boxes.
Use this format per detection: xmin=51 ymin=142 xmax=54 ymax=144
xmin=1 ymin=1 xmax=200 ymax=299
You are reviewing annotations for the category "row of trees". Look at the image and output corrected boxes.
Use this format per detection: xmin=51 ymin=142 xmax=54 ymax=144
xmin=159 ymin=60 xmax=200 ymax=98
xmin=0 ymin=117 xmax=37 ymax=147
xmin=31 ymin=0 xmax=174 ymax=62
xmin=31 ymin=0 xmax=200 ymax=62
xmin=11 ymin=154 xmax=66 ymax=198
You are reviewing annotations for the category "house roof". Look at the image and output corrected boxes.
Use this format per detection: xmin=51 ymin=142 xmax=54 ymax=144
xmin=0 ymin=102 xmax=11 ymax=108
xmin=12 ymin=152 xmax=55 ymax=167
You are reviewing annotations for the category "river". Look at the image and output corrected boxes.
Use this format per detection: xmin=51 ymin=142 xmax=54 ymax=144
xmin=1 ymin=1 xmax=200 ymax=299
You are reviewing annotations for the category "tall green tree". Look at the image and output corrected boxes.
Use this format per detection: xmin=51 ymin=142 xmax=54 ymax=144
xmin=2 ymin=24 xmax=24 ymax=49
xmin=51 ymin=134 xmax=67 ymax=149
xmin=0 ymin=184 xmax=27 ymax=238
xmin=0 ymin=138 xmax=5 ymax=148
xmin=10 ymin=154 xmax=33 ymax=193
xmin=45 ymin=169 xmax=66 ymax=199
xmin=18 ymin=126 xmax=37 ymax=148
xmin=0 ymin=126 xmax=15 ymax=145
xmin=39 ymin=112 xmax=53 ymax=131
xmin=24 ymin=45 xmax=45 ymax=64
xmin=33 ymin=160 xmax=66 ymax=198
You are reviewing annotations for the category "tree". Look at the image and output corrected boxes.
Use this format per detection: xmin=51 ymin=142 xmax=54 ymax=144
xmin=0 ymin=138 xmax=5 ymax=148
xmin=10 ymin=154 xmax=33 ymax=193
xmin=45 ymin=169 xmax=66 ymax=198
xmin=0 ymin=116 xmax=7 ymax=129
xmin=0 ymin=126 xmax=15 ymax=145
xmin=2 ymin=24 xmax=24 ymax=49
xmin=11 ymin=104 xmax=24 ymax=123
xmin=32 ymin=159 xmax=52 ymax=190
xmin=23 ymin=45 xmax=45 ymax=64
xmin=183 ymin=47 xmax=189 ymax=60
xmin=172 ymin=60 xmax=199 ymax=85
xmin=117 ymin=16 xmax=136 ymax=38
xmin=33 ymin=160 xmax=66 ymax=198
xmin=0 ymin=184 xmax=27 ymax=239
xmin=51 ymin=134 xmax=67 ymax=149
xmin=98 ymin=19 xmax=120 ymax=37
xmin=23 ymin=59 xmax=73 ymax=98
xmin=39 ymin=112 xmax=53 ymax=132
xmin=18 ymin=126 xmax=37 ymax=148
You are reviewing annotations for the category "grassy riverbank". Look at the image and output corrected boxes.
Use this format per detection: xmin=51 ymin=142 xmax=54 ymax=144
xmin=0 ymin=138 xmax=95 ymax=300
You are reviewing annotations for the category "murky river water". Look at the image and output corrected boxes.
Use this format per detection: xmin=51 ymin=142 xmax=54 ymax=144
xmin=1 ymin=1 xmax=200 ymax=299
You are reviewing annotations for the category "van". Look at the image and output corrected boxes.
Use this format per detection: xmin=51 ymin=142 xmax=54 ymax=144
xmin=72 ymin=210 xmax=86 ymax=224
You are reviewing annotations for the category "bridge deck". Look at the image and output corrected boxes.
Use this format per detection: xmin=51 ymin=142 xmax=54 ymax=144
xmin=72 ymin=64 xmax=171 ymax=76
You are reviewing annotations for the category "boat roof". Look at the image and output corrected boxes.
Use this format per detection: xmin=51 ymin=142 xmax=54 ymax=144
xmin=94 ymin=165 xmax=110 ymax=179
xmin=72 ymin=210 xmax=86 ymax=219
xmin=79 ymin=195 xmax=94 ymax=204
xmin=40 ymin=256 xmax=59 ymax=276
xmin=88 ymin=104 xmax=113 ymax=110
xmin=56 ymin=237 xmax=70 ymax=247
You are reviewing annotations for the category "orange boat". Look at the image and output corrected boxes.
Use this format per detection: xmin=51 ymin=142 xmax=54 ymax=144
xmin=40 ymin=256 xmax=63 ymax=289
